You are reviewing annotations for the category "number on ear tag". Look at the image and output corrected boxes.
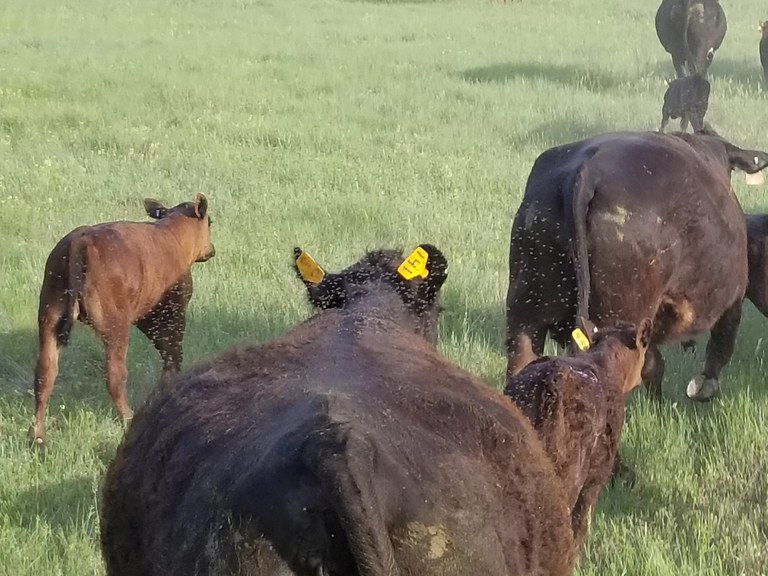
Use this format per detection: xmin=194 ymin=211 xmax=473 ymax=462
xmin=571 ymin=328 xmax=591 ymax=351
xmin=397 ymin=247 xmax=429 ymax=280
xmin=296 ymin=251 xmax=325 ymax=285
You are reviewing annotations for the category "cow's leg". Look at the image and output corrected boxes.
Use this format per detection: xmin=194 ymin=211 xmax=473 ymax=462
xmin=641 ymin=344 xmax=665 ymax=400
xmin=687 ymin=300 xmax=742 ymax=401
xmin=690 ymin=113 xmax=704 ymax=132
xmin=672 ymin=55 xmax=686 ymax=78
xmin=136 ymin=304 xmax=186 ymax=381
xmin=680 ymin=115 xmax=690 ymax=132
xmin=571 ymin=483 xmax=603 ymax=555
xmin=28 ymin=314 xmax=63 ymax=450
xmin=102 ymin=328 xmax=133 ymax=422
xmin=506 ymin=322 xmax=547 ymax=380
xmin=137 ymin=280 xmax=191 ymax=382
xmin=659 ymin=113 xmax=670 ymax=133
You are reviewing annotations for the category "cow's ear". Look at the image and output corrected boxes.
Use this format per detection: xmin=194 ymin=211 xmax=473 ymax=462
xmin=397 ymin=244 xmax=448 ymax=305
xmin=724 ymin=143 xmax=768 ymax=174
xmin=144 ymin=198 xmax=168 ymax=220
xmin=637 ymin=318 xmax=653 ymax=349
xmin=194 ymin=193 xmax=208 ymax=219
xmin=293 ymin=247 xmax=345 ymax=310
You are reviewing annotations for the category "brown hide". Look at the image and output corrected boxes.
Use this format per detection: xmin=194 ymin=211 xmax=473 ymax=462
xmin=505 ymin=321 xmax=650 ymax=554
xmin=100 ymin=246 xmax=601 ymax=576
xmin=29 ymin=194 xmax=214 ymax=449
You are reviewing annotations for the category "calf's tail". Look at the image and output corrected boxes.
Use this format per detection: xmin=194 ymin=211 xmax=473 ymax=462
xmin=571 ymin=165 xmax=598 ymax=327
xmin=56 ymin=240 xmax=86 ymax=346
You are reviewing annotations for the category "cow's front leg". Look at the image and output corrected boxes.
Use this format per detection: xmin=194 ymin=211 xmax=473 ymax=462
xmin=686 ymin=299 xmax=742 ymax=401
xmin=505 ymin=320 xmax=546 ymax=382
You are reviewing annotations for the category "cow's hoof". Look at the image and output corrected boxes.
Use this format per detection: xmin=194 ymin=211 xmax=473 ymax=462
xmin=27 ymin=426 xmax=46 ymax=458
xmin=686 ymin=376 xmax=719 ymax=401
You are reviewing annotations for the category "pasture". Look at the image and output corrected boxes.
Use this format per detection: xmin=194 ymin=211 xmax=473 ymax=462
xmin=0 ymin=0 xmax=766 ymax=574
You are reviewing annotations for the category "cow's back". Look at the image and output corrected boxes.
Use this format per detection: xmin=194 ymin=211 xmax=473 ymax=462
xmin=102 ymin=310 xmax=575 ymax=576
xmin=579 ymin=135 xmax=747 ymax=339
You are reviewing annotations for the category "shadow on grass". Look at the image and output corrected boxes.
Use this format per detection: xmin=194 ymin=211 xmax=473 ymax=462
xmin=506 ymin=117 xmax=618 ymax=150
xmin=463 ymin=62 xmax=625 ymax=92
xmin=4 ymin=474 xmax=98 ymax=533
xmin=0 ymin=302 xmax=299 ymax=436
xmin=710 ymin=57 xmax=767 ymax=95
xmin=440 ymin=293 xmax=506 ymax=354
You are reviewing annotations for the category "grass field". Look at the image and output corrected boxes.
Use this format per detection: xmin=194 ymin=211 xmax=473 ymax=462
xmin=1 ymin=0 xmax=767 ymax=574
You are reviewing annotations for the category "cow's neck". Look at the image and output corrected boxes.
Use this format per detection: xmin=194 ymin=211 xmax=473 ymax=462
xmin=150 ymin=218 xmax=200 ymax=278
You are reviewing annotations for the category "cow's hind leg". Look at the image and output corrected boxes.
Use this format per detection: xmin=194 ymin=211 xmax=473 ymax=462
xmin=641 ymin=344 xmax=665 ymax=400
xmin=28 ymin=313 xmax=64 ymax=450
xmin=659 ymin=112 xmax=670 ymax=133
xmin=102 ymin=327 xmax=133 ymax=422
xmin=691 ymin=112 xmax=705 ymax=132
xmin=687 ymin=300 xmax=742 ymax=401
xmin=672 ymin=55 xmax=687 ymax=78
xmin=506 ymin=321 xmax=547 ymax=381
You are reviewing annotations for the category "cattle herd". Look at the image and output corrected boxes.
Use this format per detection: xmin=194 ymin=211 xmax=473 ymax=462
xmin=22 ymin=1 xmax=768 ymax=575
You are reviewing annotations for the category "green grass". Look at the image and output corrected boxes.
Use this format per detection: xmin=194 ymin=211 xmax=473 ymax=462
xmin=1 ymin=0 xmax=767 ymax=574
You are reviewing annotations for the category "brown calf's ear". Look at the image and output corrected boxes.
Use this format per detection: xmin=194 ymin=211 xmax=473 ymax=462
xmin=194 ymin=193 xmax=208 ymax=219
xmin=143 ymin=198 xmax=168 ymax=220
xmin=637 ymin=318 xmax=653 ymax=349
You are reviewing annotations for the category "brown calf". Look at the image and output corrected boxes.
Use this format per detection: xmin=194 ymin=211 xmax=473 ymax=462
xmin=505 ymin=319 xmax=651 ymax=554
xmin=29 ymin=194 xmax=214 ymax=449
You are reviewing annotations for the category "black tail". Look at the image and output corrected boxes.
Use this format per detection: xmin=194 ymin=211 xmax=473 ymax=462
xmin=572 ymin=165 xmax=598 ymax=328
xmin=55 ymin=241 xmax=86 ymax=346
xmin=302 ymin=422 xmax=400 ymax=576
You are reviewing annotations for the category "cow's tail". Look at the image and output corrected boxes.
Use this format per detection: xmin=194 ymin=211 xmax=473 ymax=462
xmin=303 ymin=422 xmax=401 ymax=576
xmin=571 ymin=165 xmax=598 ymax=329
xmin=56 ymin=240 xmax=86 ymax=346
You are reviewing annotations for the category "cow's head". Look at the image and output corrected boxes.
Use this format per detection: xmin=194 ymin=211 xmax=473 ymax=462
xmin=293 ymin=244 xmax=448 ymax=343
xmin=687 ymin=131 xmax=768 ymax=176
xmin=144 ymin=193 xmax=215 ymax=263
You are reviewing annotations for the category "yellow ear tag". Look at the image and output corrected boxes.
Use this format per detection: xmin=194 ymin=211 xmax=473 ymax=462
xmin=397 ymin=247 xmax=429 ymax=280
xmin=296 ymin=251 xmax=325 ymax=285
xmin=572 ymin=328 xmax=591 ymax=351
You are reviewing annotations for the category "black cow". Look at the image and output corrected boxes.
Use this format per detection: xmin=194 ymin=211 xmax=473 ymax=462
xmin=760 ymin=21 xmax=768 ymax=80
xmin=101 ymin=245 xmax=650 ymax=576
xmin=659 ymin=73 xmax=710 ymax=132
xmin=506 ymin=130 xmax=768 ymax=401
xmin=656 ymin=0 xmax=727 ymax=78
xmin=747 ymin=214 xmax=768 ymax=319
